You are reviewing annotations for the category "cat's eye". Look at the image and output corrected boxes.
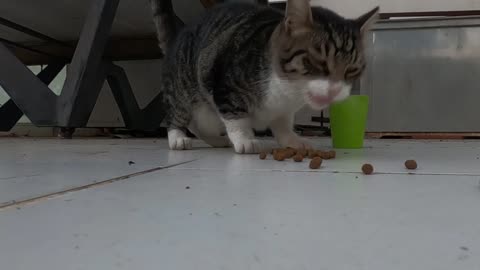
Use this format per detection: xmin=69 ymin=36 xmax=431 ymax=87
xmin=302 ymin=58 xmax=314 ymax=74
xmin=303 ymin=58 xmax=330 ymax=76
xmin=318 ymin=60 xmax=329 ymax=75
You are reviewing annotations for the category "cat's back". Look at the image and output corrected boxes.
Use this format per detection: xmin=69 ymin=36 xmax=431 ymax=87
xmin=183 ymin=3 xmax=283 ymax=52
xmin=165 ymin=2 xmax=282 ymax=85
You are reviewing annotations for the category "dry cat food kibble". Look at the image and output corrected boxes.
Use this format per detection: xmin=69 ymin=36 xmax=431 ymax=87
xmin=285 ymin=148 xmax=296 ymax=158
xmin=274 ymin=152 xmax=286 ymax=161
xmin=273 ymin=148 xmax=288 ymax=156
xmin=405 ymin=160 xmax=418 ymax=170
xmin=298 ymin=149 xmax=308 ymax=157
xmin=263 ymin=147 xmax=334 ymax=165
xmin=309 ymin=157 xmax=323 ymax=169
xmin=362 ymin=164 xmax=374 ymax=175
xmin=286 ymin=147 xmax=297 ymax=154
xmin=293 ymin=154 xmax=304 ymax=162
xmin=319 ymin=151 xmax=331 ymax=160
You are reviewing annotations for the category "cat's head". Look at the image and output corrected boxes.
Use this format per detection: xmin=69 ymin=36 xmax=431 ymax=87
xmin=272 ymin=0 xmax=379 ymax=110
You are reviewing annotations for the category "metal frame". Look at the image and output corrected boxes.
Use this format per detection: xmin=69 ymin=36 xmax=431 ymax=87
xmin=0 ymin=0 xmax=117 ymax=129
xmin=0 ymin=0 xmax=169 ymax=133
xmin=106 ymin=63 xmax=166 ymax=130
xmin=0 ymin=62 xmax=65 ymax=131
xmin=0 ymin=17 xmax=72 ymax=48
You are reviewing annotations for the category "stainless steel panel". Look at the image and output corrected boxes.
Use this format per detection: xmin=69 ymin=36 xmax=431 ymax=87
xmin=361 ymin=17 xmax=480 ymax=132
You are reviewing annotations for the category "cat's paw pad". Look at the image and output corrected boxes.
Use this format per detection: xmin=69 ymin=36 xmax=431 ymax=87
xmin=281 ymin=136 xmax=313 ymax=150
xmin=232 ymin=139 xmax=266 ymax=154
xmin=169 ymin=137 xmax=193 ymax=150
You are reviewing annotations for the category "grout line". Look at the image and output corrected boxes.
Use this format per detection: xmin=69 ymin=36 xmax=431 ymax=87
xmin=167 ymin=166 xmax=480 ymax=177
xmin=0 ymin=174 xmax=41 ymax=181
xmin=0 ymin=159 xmax=197 ymax=211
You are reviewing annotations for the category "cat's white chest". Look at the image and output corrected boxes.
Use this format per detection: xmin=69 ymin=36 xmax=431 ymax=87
xmin=252 ymin=74 xmax=306 ymax=130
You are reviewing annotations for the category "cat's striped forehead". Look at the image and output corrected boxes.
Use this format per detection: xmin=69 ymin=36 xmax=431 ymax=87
xmin=311 ymin=22 xmax=363 ymax=65
xmin=273 ymin=6 xmax=370 ymax=82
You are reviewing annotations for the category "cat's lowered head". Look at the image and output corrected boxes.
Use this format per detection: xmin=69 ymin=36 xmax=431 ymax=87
xmin=270 ymin=1 xmax=379 ymax=110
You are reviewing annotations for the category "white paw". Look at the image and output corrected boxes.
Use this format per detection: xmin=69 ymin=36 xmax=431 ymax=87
xmin=169 ymin=137 xmax=193 ymax=150
xmin=168 ymin=129 xmax=193 ymax=150
xmin=232 ymin=139 xmax=266 ymax=154
xmin=279 ymin=135 xmax=313 ymax=150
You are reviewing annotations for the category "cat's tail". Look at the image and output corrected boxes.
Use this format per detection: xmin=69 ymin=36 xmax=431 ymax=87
xmin=149 ymin=0 xmax=184 ymax=56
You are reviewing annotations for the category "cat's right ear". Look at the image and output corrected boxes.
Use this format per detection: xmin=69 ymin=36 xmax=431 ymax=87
xmin=356 ymin=6 xmax=380 ymax=34
xmin=284 ymin=0 xmax=313 ymax=37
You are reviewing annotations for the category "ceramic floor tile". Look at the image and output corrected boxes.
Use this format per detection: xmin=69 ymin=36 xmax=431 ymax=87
xmin=1 ymin=138 xmax=479 ymax=270
xmin=0 ymin=138 xmax=194 ymax=205
xmin=0 ymin=169 xmax=479 ymax=270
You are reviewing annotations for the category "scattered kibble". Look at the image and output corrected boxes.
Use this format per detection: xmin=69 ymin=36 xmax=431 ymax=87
xmin=262 ymin=147 xmax=339 ymax=170
xmin=362 ymin=164 xmax=374 ymax=175
xmin=293 ymin=154 xmax=304 ymax=162
xmin=274 ymin=152 xmax=286 ymax=161
xmin=405 ymin=160 xmax=418 ymax=170
xmin=298 ymin=149 xmax=308 ymax=157
xmin=309 ymin=157 xmax=323 ymax=169
xmin=285 ymin=148 xmax=296 ymax=158
xmin=257 ymin=147 xmax=417 ymax=177
xmin=286 ymin=147 xmax=297 ymax=154
xmin=308 ymin=150 xmax=317 ymax=159
xmin=319 ymin=151 xmax=330 ymax=159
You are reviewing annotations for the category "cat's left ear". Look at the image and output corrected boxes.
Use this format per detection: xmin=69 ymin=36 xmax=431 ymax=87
xmin=356 ymin=6 xmax=380 ymax=34
xmin=284 ymin=0 xmax=313 ymax=37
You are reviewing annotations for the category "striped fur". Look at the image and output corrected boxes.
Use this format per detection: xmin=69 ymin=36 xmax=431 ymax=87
xmin=152 ymin=0 xmax=378 ymax=153
xmin=149 ymin=0 xmax=182 ymax=55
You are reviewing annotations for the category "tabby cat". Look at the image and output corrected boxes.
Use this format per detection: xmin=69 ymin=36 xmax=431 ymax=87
xmin=149 ymin=0 xmax=378 ymax=154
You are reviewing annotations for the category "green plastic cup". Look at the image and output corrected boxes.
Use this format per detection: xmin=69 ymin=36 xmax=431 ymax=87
xmin=329 ymin=95 xmax=369 ymax=149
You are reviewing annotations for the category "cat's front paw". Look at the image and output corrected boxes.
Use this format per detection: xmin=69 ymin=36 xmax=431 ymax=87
xmin=169 ymin=137 xmax=193 ymax=150
xmin=279 ymin=135 xmax=313 ymax=150
xmin=232 ymin=139 xmax=267 ymax=154
xmin=168 ymin=129 xmax=193 ymax=150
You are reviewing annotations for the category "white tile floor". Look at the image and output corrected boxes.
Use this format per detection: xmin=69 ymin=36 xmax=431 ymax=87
xmin=1 ymin=138 xmax=479 ymax=270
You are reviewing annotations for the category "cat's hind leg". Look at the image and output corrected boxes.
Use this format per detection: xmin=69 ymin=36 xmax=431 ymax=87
xmin=166 ymin=103 xmax=194 ymax=150
xmin=188 ymin=103 xmax=231 ymax=148
xmin=189 ymin=127 xmax=231 ymax=148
